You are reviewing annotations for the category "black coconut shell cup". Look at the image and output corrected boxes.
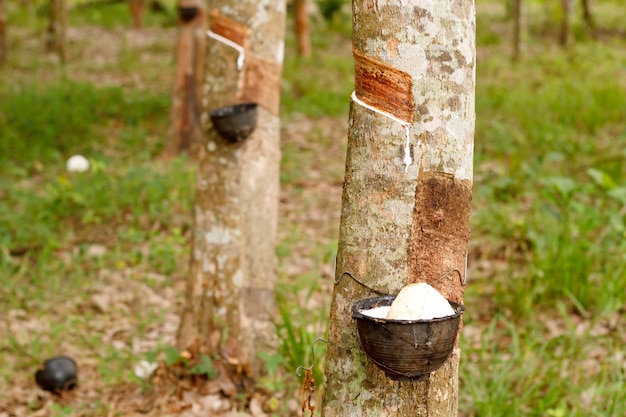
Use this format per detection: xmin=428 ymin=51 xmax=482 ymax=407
xmin=178 ymin=6 xmax=199 ymax=22
xmin=35 ymin=356 xmax=78 ymax=392
xmin=352 ymin=296 xmax=464 ymax=381
xmin=209 ymin=103 xmax=258 ymax=143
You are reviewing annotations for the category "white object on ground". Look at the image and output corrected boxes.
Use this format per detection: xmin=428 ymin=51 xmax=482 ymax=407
xmin=386 ymin=283 xmax=455 ymax=320
xmin=134 ymin=360 xmax=158 ymax=379
xmin=66 ymin=155 xmax=90 ymax=172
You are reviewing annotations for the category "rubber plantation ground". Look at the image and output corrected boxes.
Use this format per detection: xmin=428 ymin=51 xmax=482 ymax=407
xmin=1 ymin=1 xmax=626 ymax=416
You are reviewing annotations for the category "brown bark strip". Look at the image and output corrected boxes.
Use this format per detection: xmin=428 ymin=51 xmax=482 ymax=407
xmin=408 ymin=171 xmax=472 ymax=304
xmin=162 ymin=1 xmax=205 ymax=160
xmin=294 ymin=0 xmax=311 ymax=57
xmin=210 ymin=10 xmax=249 ymax=48
xmin=128 ymin=0 xmax=146 ymax=29
xmin=354 ymin=49 xmax=415 ymax=123
xmin=240 ymin=54 xmax=282 ymax=116
xmin=46 ymin=0 xmax=67 ymax=62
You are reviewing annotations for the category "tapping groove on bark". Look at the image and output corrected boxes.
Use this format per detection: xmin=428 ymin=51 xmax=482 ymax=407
xmin=408 ymin=171 xmax=472 ymax=304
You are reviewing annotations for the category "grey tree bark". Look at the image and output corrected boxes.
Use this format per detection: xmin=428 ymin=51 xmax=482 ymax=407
xmin=177 ymin=0 xmax=286 ymax=377
xmin=46 ymin=0 xmax=67 ymax=62
xmin=322 ymin=0 xmax=475 ymax=416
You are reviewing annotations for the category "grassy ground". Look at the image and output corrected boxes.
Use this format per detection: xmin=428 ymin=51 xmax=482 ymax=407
xmin=1 ymin=0 xmax=626 ymax=416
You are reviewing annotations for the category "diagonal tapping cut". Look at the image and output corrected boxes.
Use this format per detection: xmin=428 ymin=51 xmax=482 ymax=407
xmin=353 ymin=50 xmax=415 ymax=123
xmin=207 ymin=11 xmax=250 ymax=71
xmin=352 ymin=50 xmax=416 ymax=173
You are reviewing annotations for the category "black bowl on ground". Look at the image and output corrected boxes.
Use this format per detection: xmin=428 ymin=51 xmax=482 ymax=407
xmin=209 ymin=103 xmax=258 ymax=143
xmin=178 ymin=6 xmax=199 ymax=23
xmin=35 ymin=356 xmax=78 ymax=392
xmin=352 ymin=295 xmax=464 ymax=381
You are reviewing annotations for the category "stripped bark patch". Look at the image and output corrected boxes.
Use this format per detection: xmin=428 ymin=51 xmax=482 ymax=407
xmin=408 ymin=171 xmax=472 ymax=304
xmin=209 ymin=9 xmax=249 ymax=48
xmin=240 ymin=54 xmax=282 ymax=115
xmin=353 ymin=49 xmax=415 ymax=123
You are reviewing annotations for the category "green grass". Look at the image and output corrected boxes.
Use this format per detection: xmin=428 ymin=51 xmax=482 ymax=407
xmin=0 ymin=81 xmax=169 ymax=170
xmin=1 ymin=1 xmax=626 ymax=415
xmin=5 ymin=0 xmax=177 ymax=30
xmin=462 ymin=2 xmax=626 ymax=414
xmin=473 ymin=38 xmax=626 ymax=316
xmin=460 ymin=306 xmax=626 ymax=416
xmin=281 ymin=19 xmax=353 ymax=118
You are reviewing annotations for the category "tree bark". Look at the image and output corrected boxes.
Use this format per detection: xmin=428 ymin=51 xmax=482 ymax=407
xmin=512 ymin=0 xmax=523 ymax=61
xmin=294 ymin=0 xmax=311 ymax=57
xmin=162 ymin=0 xmax=206 ymax=160
xmin=177 ymin=0 xmax=286 ymax=377
xmin=128 ymin=0 xmax=146 ymax=28
xmin=322 ymin=0 xmax=475 ymax=415
xmin=0 ymin=0 xmax=6 ymax=67
xmin=580 ymin=0 xmax=594 ymax=31
xmin=46 ymin=0 xmax=67 ymax=62
xmin=559 ymin=0 xmax=572 ymax=47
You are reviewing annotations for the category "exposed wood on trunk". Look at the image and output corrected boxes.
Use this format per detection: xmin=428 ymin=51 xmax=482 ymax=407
xmin=353 ymin=50 xmax=414 ymax=123
xmin=163 ymin=0 xmax=206 ymax=160
xmin=294 ymin=0 xmax=311 ymax=57
xmin=46 ymin=0 xmax=67 ymax=63
xmin=128 ymin=0 xmax=147 ymax=29
xmin=322 ymin=0 xmax=475 ymax=415
xmin=178 ymin=0 xmax=286 ymax=378
xmin=209 ymin=10 xmax=250 ymax=48
xmin=408 ymin=172 xmax=472 ymax=304
xmin=240 ymin=54 xmax=282 ymax=115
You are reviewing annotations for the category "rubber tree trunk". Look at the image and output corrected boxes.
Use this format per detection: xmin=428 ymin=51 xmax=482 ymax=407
xmin=322 ymin=0 xmax=475 ymax=415
xmin=294 ymin=0 xmax=311 ymax=57
xmin=128 ymin=0 xmax=146 ymax=28
xmin=177 ymin=0 xmax=286 ymax=377
xmin=512 ymin=0 xmax=523 ymax=61
xmin=580 ymin=0 xmax=594 ymax=31
xmin=559 ymin=0 xmax=572 ymax=47
xmin=46 ymin=0 xmax=67 ymax=62
xmin=163 ymin=0 xmax=206 ymax=159
xmin=0 ymin=0 xmax=6 ymax=67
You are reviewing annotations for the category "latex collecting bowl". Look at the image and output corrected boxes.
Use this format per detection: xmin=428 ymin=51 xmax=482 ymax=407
xmin=35 ymin=356 xmax=78 ymax=392
xmin=352 ymin=295 xmax=465 ymax=381
xmin=209 ymin=103 xmax=258 ymax=143
xmin=178 ymin=6 xmax=199 ymax=22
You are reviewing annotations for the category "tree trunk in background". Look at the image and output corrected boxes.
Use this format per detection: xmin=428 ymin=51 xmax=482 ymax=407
xmin=581 ymin=0 xmax=594 ymax=31
xmin=294 ymin=0 xmax=310 ymax=57
xmin=177 ymin=0 xmax=285 ymax=377
xmin=0 ymin=0 xmax=6 ymax=67
xmin=512 ymin=0 xmax=523 ymax=61
xmin=129 ymin=0 xmax=146 ymax=28
xmin=322 ymin=0 xmax=475 ymax=415
xmin=162 ymin=0 xmax=206 ymax=159
xmin=559 ymin=0 xmax=572 ymax=47
xmin=46 ymin=0 xmax=67 ymax=62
